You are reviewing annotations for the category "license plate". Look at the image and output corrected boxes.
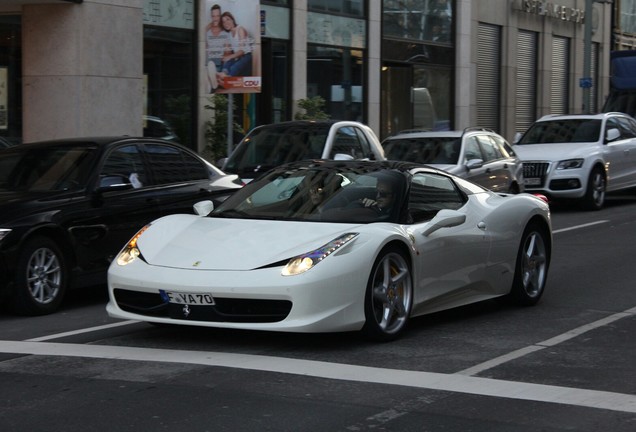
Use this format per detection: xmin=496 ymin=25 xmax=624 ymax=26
xmin=524 ymin=178 xmax=541 ymax=186
xmin=161 ymin=290 xmax=215 ymax=305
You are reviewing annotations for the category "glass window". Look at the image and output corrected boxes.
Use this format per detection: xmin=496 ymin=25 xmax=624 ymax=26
xmin=383 ymin=0 xmax=452 ymax=43
xmin=144 ymin=144 xmax=208 ymax=184
xmin=101 ymin=145 xmax=147 ymax=189
xmin=408 ymin=172 xmax=464 ymax=222
xmin=307 ymin=45 xmax=364 ymax=122
xmin=463 ymin=137 xmax=483 ymax=161
xmin=476 ymin=135 xmax=502 ymax=162
xmin=0 ymin=15 xmax=22 ymax=145
xmin=144 ymin=27 xmax=194 ymax=149
xmin=331 ymin=126 xmax=364 ymax=158
xmin=308 ymin=0 xmax=364 ymax=16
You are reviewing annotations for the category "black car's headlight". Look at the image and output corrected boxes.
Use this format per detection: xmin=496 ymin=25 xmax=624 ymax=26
xmin=0 ymin=229 xmax=11 ymax=243
xmin=116 ymin=224 xmax=151 ymax=266
xmin=282 ymin=233 xmax=358 ymax=276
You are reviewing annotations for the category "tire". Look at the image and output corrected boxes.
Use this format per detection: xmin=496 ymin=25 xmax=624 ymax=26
xmin=508 ymin=224 xmax=549 ymax=306
xmin=582 ymin=167 xmax=606 ymax=210
xmin=11 ymin=236 xmax=68 ymax=315
xmin=362 ymin=247 xmax=413 ymax=341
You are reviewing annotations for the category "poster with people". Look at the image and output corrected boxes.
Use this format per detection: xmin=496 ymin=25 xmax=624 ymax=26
xmin=204 ymin=0 xmax=261 ymax=94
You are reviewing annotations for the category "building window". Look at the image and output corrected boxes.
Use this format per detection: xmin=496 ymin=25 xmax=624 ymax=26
xmin=308 ymin=0 xmax=364 ymax=16
xmin=0 ymin=15 xmax=21 ymax=145
xmin=383 ymin=0 xmax=452 ymax=44
xmin=307 ymin=45 xmax=364 ymax=121
xmin=551 ymin=36 xmax=570 ymax=115
xmin=144 ymin=27 xmax=195 ymax=149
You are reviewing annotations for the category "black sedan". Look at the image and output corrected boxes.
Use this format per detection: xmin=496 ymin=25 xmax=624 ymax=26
xmin=0 ymin=137 xmax=243 ymax=315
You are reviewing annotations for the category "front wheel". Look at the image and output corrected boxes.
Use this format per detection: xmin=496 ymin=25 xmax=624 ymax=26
xmin=362 ymin=248 xmax=413 ymax=341
xmin=11 ymin=236 xmax=68 ymax=315
xmin=582 ymin=167 xmax=606 ymax=210
xmin=507 ymin=224 xmax=549 ymax=306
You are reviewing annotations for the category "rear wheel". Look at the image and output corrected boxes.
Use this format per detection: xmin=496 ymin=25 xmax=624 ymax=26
xmin=362 ymin=247 xmax=413 ymax=341
xmin=11 ymin=236 xmax=68 ymax=315
xmin=508 ymin=224 xmax=549 ymax=306
xmin=582 ymin=167 xmax=605 ymax=210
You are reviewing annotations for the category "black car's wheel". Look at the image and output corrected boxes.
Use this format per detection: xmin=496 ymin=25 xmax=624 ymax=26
xmin=362 ymin=247 xmax=413 ymax=341
xmin=508 ymin=224 xmax=549 ymax=306
xmin=582 ymin=167 xmax=606 ymax=210
xmin=11 ymin=237 xmax=68 ymax=315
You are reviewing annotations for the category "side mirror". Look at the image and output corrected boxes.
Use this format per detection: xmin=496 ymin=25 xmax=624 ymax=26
xmin=513 ymin=132 xmax=522 ymax=144
xmin=606 ymin=128 xmax=620 ymax=142
xmin=193 ymin=200 xmax=214 ymax=216
xmin=465 ymin=159 xmax=484 ymax=170
xmin=95 ymin=175 xmax=134 ymax=193
xmin=422 ymin=209 xmax=466 ymax=236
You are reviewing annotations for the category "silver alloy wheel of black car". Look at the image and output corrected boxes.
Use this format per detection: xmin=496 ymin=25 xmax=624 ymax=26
xmin=584 ymin=167 xmax=606 ymax=210
xmin=363 ymin=248 xmax=413 ymax=341
xmin=509 ymin=224 xmax=549 ymax=306
xmin=13 ymin=237 xmax=67 ymax=315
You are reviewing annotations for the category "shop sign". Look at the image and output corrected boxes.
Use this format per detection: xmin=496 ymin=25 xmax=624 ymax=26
xmin=515 ymin=0 xmax=586 ymax=25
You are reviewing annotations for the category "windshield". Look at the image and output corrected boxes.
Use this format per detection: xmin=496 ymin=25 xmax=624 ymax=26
xmin=518 ymin=119 xmax=602 ymax=144
xmin=384 ymin=137 xmax=461 ymax=164
xmin=213 ymin=165 xmax=406 ymax=224
xmin=0 ymin=145 xmax=97 ymax=192
xmin=224 ymin=123 xmax=330 ymax=176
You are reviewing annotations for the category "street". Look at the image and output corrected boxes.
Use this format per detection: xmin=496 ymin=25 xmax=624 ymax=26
xmin=1 ymin=193 xmax=635 ymax=431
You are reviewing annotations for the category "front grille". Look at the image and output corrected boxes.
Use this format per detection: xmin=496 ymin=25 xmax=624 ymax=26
xmin=522 ymin=162 xmax=550 ymax=187
xmin=113 ymin=288 xmax=292 ymax=323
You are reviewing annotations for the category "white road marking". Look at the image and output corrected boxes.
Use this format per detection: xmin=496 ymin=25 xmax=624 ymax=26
xmin=0 ymin=339 xmax=635 ymax=414
xmin=25 ymin=320 xmax=140 ymax=342
xmin=552 ymin=220 xmax=609 ymax=234
xmin=456 ymin=306 xmax=636 ymax=376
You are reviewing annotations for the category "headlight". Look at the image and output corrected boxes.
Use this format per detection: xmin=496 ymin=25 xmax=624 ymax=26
xmin=556 ymin=159 xmax=584 ymax=170
xmin=116 ymin=224 xmax=150 ymax=266
xmin=0 ymin=229 xmax=11 ymax=243
xmin=282 ymin=233 xmax=358 ymax=276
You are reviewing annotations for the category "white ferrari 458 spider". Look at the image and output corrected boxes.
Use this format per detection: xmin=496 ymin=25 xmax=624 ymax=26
xmin=106 ymin=160 xmax=552 ymax=341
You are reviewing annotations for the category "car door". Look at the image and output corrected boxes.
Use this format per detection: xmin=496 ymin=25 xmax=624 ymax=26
xmin=141 ymin=142 xmax=221 ymax=216
xmin=407 ymin=172 xmax=492 ymax=307
xmin=605 ymin=116 xmax=636 ymax=189
xmin=69 ymin=143 xmax=165 ymax=275
xmin=475 ymin=134 xmax=511 ymax=192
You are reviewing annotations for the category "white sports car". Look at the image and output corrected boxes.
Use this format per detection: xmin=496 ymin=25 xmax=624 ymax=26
xmin=106 ymin=160 xmax=552 ymax=341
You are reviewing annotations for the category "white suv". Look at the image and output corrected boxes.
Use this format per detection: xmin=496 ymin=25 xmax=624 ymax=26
xmin=513 ymin=112 xmax=636 ymax=210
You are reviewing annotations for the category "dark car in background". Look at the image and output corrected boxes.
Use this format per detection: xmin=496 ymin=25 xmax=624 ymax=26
xmin=0 ymin=137 xmax=243 ymax=315
xmin=221 ymin=120 xmax=386 ymax=183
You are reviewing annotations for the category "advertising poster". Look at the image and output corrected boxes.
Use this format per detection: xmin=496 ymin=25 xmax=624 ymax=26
xmin=204 ymin=0 xmax=262 ymax=94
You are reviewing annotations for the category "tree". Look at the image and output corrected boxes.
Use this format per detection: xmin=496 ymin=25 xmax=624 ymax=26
xmin=202 ymin=94 xmax=244 ymax=164
xmin=294 ymin=96 xmax=330 ymax=120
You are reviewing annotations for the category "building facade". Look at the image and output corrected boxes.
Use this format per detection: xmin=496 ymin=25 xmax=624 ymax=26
xmin=0 ymin=0 xmax=615 ymax=152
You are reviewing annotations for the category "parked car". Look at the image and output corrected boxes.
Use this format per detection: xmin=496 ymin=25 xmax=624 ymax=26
xmin=513 ymin=112 xmax=636 ymax=210
xmin=0 ymin=137 xmax=243 ymax=315
xmin=107 ymin=159 xmax=551 ymax=341
xmin=382 ymin=128 xmax=524 ymax=193
xmin=221 ymin=120 xmax=386 ymax=183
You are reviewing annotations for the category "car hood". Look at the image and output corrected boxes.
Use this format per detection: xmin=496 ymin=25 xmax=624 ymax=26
xmin=513 ymin=142 xmax=598 ymax=161
xmin=137 ymin=215 xmax=363 ymax=271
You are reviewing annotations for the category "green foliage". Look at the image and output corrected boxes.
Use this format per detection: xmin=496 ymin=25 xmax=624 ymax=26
xmin=202 ymin=94 xmax=244 ymax=163
xmin=294 ymin=96 xmax=330 ymax=120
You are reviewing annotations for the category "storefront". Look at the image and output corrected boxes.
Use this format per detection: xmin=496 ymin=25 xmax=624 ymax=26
xmin=0 ymin=0 xmax=616 ymax=152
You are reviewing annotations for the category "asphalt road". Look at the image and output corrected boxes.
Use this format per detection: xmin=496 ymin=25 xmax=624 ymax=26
xmin=1 ymin=192 xmax=635 ymax=431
